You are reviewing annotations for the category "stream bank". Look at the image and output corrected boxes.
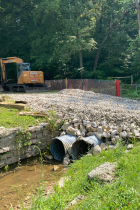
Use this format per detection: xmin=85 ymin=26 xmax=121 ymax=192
xmin=0 ymin=156 xmax=64 ymax=210
xmin=0 ymin=124 xmax=60 ymax=169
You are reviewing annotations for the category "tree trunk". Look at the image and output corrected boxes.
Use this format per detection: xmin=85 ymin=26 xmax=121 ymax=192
xmin=108 ymin=1 xmax=114 ymax=57
xmin=135 ymin=0 xmax=140 ymax=72
xmin=93 ymin=10 xmax=130 ymax=71
xmin=77 ymin=30 xmax=83 ymax=70
xmin=136 ymin=0 xmax=140 ymax=37
xmin=79 ymin=50 xmax=83 ymax=69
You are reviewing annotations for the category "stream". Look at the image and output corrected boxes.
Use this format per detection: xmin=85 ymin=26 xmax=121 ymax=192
xmin=0 ymin=157 xmax=64 ymax=210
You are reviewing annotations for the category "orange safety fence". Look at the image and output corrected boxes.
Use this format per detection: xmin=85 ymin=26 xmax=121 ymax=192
xmin=45 ymin=79 xmax=117 ymax=96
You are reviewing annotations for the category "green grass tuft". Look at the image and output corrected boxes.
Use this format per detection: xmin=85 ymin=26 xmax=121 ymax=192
xmin=29 ymin=143 xmax=140 ymax=210
xmin=0 ymin=107 xmax=44 ymax=129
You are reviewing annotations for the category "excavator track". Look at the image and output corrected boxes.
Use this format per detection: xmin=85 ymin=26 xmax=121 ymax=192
xmin=1 ymin=84 xmax=49 ymax=93
xmin=25 ymin=86 xmax=49 ymax=93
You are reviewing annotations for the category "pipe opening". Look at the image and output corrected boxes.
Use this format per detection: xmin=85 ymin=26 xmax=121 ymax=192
xmin=71 ymin=140 xmax=91 ymax=159
xmin=49 ymin=139 xmax=65 ymax=161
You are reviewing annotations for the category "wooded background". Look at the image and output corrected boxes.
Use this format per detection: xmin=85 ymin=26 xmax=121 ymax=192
xmin=0 ymin=0 xmax=140 ymax=83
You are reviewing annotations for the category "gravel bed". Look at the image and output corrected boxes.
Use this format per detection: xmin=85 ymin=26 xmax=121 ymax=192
xmin=7 ymin=89 xmax=140 ymax=143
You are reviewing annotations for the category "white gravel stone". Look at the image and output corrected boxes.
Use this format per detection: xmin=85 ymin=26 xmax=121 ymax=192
xmin=83 ymin=120 xmax=90 ymax=126
xmin=101 ymin=121 xmax=106 ymax=126
xmin=60 ymin=131 xmax=66 ymax=136
xmin=66 ymin=126 xmax=77 ymax=136
xmin=76 ymin=129 xmax=82 ymax=136
xmin=111 ymin=138 xmax=117 ymax=145
xmin=69 ymin=195 xmax=85 ymax=207
xmin=121 ymin=131 xmax=127 ymax=139
xmin=87 ymin=132 xmax=95 ymax=136
xmin=91 ymin=122 xmax=97 ymax=128
xmin=127 ymin=144 xmax=133 ymax=150
xmin=63 ymin=157 xmax=70 ymax=165
xmin=100 ymin=143 xmax=107 ymax=151
xmin=95 ymin=133 xmax=102 ymax=140
xmin=97 ymin=126 xmax=102 ymax=133
xmin=133 ymin=130 xmax=139 ymax=137
xmin=58 ymin=176 xmax=70 ymax=188
xmin=61 ymin=122 xmax=70 ymax=131
xmin=93 ymin=145 xmax=101 ymax=155
xmin=72 ymin=118 xmax=79 ymax=123
xmin=102 ymin=132 xmax=110 ymax=138
xmin=109 ymin=145 xmax=116 ymax=150
xmin=55 ymin=113 xmax=63 ymax=119
xmin=80 ymin=125 xmax=86 ymax=133
xmin=106 ymin=140 xmax=112 ymax=145
xmin=81 ymin=132 xmax=86 ymax=137
xmin=110 ymin=130 xmax=117 ymax=136
xmin=44 ymin=155 xmax=53 ymax=160
xmin=77 ymin=136 xmax=83 ymax=141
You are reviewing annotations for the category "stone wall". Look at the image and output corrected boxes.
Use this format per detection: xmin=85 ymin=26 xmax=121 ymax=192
xmin=0 ymin=123 xmax=60 ymax=168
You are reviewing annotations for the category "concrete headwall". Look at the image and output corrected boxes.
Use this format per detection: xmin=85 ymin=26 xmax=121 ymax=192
xmin=0 ymin=123 xmax=60 ymax=168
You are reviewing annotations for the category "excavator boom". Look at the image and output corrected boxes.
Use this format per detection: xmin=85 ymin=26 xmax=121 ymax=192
xmin=0 ymin=57 xmax=23 ymax=82
xmin=0 ymin=57 xmax=45 ymax=92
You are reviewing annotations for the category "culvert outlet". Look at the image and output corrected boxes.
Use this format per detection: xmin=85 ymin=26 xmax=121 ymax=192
xmin=49 ymin=135 xmax=77 ymax=161
xmin=71 ymin=135 xmax=103 ymax=159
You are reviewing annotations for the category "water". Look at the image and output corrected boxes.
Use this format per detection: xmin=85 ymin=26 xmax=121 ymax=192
xmin=0 ymin=157 xmax=64 ymax=210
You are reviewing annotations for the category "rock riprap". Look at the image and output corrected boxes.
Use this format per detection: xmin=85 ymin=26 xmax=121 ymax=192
xmin=8 ymin=89 xmax=140 ymax=145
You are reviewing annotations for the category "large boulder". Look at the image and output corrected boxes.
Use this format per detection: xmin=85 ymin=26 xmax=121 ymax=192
xmin=88 ymin=162 xmax=117 ymax=182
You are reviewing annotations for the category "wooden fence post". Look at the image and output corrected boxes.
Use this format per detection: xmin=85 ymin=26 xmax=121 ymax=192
xmin=65 ymin=78 xmax=67 ymax=89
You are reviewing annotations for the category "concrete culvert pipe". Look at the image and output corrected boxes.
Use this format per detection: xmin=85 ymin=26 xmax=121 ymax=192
xmin=49 ymin=135 xmax=77 ymax=161
xmin=71 ymin=135 xmax=103 ymax=159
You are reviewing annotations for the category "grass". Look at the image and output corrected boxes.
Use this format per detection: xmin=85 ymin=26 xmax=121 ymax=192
xmin=0 ymin=94 xmax=48 ymax=129
xmin=123 ymin=89 xmax=140 ymax=99
xmin=0 ymin=107 xmax=45 ymax=129
xmin=47 ymin=90 xmax=59 ymax=94
xmin=28 ymin=143 xmax=140 ymax=210
xmin=0 ymin=94 xmax=15 ymax=102
xmin=121 ymin=86 xmax=140 ymax=99
xmin=29 ymin=90 xmax=59 ymax=94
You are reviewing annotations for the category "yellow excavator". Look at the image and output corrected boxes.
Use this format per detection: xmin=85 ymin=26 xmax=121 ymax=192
xmin=0 ymin=57 xmax=45 ymax=92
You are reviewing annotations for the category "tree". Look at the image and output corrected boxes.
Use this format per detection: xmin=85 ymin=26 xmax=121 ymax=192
xmin=135 ymin=0 xmax=140 ymax=37
xmin=93 ymin=0 xmax=135 ymax=71
xmin=0 ymin=0 xmax=139 ymax=81
xmin=30 ymin=0 xmax=100 ymax=78
xmin=0 ymin=0 xmax=38 ymax=80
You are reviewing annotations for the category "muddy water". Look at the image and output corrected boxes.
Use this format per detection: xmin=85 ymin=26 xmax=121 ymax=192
xmin=0 ymin=157 xmax=64 ymax=210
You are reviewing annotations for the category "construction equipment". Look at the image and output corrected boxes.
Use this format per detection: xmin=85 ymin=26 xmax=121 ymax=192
xmin=0 ymin=57 xmax=45 ymax=92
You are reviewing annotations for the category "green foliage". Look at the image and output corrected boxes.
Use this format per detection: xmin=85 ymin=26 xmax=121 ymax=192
xmin=43 ymin=142 xmax=51 ymax=155
xmin=48 ymin=110 xmax=57 ymax=132
xmin=121 ymin=87 xmax=140 ymax=99
xmin=0 ymin=0 xmax=140 ymax=81
xmin=15 ymin=129 xmax=31 ymax=151
xmin=92 ymin=70 xmax=107 ymax=79
xmin=48 ymin=110 xmax=64 ymax=132
xmin=34 ymin=146 xmax=44 ymax=165
xmin=30 ymin=0 xmax=99 ymax=73
xmin=131 ymin=132 xmax=137 ymax=145
xmin=29 ymin=143 xmax=140 ymax=210
xmin=4 ymin=165 xmax=9 ymax=173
